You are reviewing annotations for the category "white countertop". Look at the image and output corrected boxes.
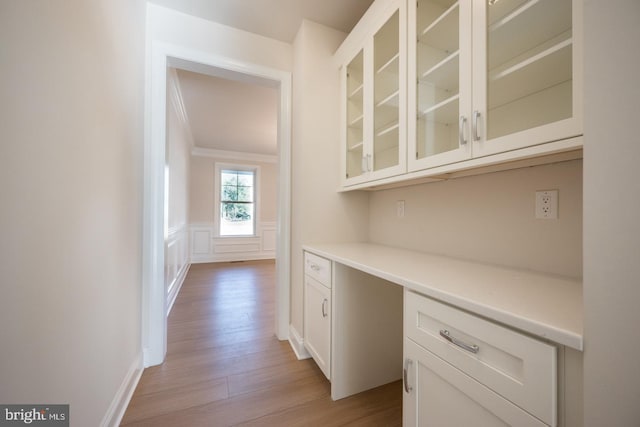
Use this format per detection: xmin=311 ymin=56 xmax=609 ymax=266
xmin=303 ymin=242 xmax=583 ymax=351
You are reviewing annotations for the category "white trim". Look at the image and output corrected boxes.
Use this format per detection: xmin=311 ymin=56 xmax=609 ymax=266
xmin=288 ymin=325 xmax=311 ymax=360
xmin=100 ymin=352 xmax=143 ymax=427
xmin=192 ymin=146 xmax=277 ymax=164
xmin=143 ymin=41 xmax=292 ymax=367
xmin=167 ymin=263 xmax=190 ymax=314
xmin=189 ymin=222 xmax=276 ymax=263
xmin=167 ymin=68 xmax=195 ymax=148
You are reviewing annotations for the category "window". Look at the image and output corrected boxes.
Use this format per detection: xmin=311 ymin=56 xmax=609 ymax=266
xmin=219 ymin=168 xmax=255 ymax=236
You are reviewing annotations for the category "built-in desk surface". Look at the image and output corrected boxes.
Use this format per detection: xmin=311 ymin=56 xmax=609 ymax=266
xmin=303 ymin=242 xmax=583 ymax=351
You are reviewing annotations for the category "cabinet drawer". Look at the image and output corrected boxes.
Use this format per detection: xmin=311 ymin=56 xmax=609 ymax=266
xmin=405 ymin=290 xmax=557 ymax=426
xmin=304 ymin=252 xmax=331 ymax=287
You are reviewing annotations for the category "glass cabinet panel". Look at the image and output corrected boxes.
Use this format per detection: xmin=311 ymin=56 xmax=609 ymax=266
xmin=415 ymin=0 xmax=460 ymax=160
xmin=373 ymin=11 xmax=400 ymax=172
xmin=486 ymin=0 xmax=573 ymax=140
xmin=346 ymin=50 xmax=364 ymax=180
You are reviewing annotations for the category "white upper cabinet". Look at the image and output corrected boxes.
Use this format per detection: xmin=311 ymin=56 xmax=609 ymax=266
xmin=471 ymin=0 xmax=583 ymax=158
xmin=408 ymin=0 xmax=473 ymax=171
xmin=338 ymin=0 xmax=583 ymax=190
xmin=341 ymin=0 xmax=407 ymax=186
xmin=408 ymin=0 xmax=582 ymax=172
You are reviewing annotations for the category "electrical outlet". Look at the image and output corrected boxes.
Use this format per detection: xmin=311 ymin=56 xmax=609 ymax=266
xmin=535 ymin=190 xmax=558 ymax=219
xmin=396 ymin=200 xmax=405 ymax=218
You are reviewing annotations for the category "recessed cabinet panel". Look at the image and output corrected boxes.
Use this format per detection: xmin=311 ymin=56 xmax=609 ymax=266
xmin=304 ymin=275 xmax=331 ymax=380
xmin=403 ymin=339 xmax=548 ymax=427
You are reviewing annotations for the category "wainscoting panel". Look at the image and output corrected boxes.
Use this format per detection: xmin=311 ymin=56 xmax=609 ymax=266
xmin=166 ymin=226 xmax=190 ymax=313
xmin=190 ymin=222 xmax=276 ymax=263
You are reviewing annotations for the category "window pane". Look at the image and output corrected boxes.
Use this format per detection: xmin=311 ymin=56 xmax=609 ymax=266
xmin=221 ymin=171 xmax=237 ymax=186
xmin=222 ymin=184 xmax=238 ymax=201
xmin=220 ymin=202 xmax=254 ymax=236
xmin=237 ymin=172 xmax=253 ymax=186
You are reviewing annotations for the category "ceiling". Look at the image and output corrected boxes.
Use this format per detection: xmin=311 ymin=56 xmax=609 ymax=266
xmin=159 ymin=0 xmax=374 ymax=156
xmin=176 ymin=69 xmax=279 ymax=155
xmin=148 ymin=0 xmax=374 ymax=43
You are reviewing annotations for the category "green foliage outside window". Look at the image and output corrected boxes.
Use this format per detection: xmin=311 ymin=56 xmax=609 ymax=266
xmin=221 ymin=170 xmax=254 ymax=222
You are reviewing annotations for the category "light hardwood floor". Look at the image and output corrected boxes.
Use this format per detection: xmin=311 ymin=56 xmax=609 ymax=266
xmin=121 ymin=260 xmax=402 ymax=426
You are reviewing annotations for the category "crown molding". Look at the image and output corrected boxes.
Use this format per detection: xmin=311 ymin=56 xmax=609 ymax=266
xmin=191 ymin=146 xmax=277 ymax=164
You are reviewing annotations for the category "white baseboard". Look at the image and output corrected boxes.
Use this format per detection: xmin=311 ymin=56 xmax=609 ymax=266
xmin=288 ymin=324 xmax=311 ymax=360
xmin=191 ymin=253 xmax=275 ymax=264
xmin=100 ymin=352 xmax=143 ymax=427
xmin=167 ymin=263 xmax=190 ymax=315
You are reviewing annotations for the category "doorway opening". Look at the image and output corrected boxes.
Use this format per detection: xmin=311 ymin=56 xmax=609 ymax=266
xmin=142 ymin=44 xmax=291 ymax=367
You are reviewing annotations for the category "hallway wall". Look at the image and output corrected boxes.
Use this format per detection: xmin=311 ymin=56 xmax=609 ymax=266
xmin=0 ymin=1 xmax=146 ymax=425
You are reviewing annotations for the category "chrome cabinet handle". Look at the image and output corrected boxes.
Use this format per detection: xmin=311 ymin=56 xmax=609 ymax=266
xmin=472 ymin=110 xmax=481 ymax=142
xmin=439 ymin=329 xmax=479 ymax=354
xmin=459 ymin=115 xmax=467 ymax=145
xmin=361 ymin=154 xmax=372 ymax=173
xmin=403 ymin=358 xmax=413 ymax=393
xmin=321 ymin=298 xmax=328 ymax=318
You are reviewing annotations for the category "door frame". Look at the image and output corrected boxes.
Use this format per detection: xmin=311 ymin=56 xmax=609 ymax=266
xmin=142 ymin=41 xmax=291 ymax=366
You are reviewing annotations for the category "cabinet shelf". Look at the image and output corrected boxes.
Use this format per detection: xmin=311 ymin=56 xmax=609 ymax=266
xmin=488 ymin=0 xmax=572 ymax=68
xmin=377 ymin=53 xmax=399 ymax=75
xmin=348 ymin=141 xmax=364 ymax=152
xmin=349 ymin=114 xmax=364 ymax=128
xmin=419 ymin=49 xmax=459 ymax=91
xmin=489 ymin=36 xmax=572 ymax=110
xmin=376 ymin=121 xmax=400 ymax=138
xmin=418 ymin=93 xmax=459 ymax=119
xmin=418 ymin=1 xmax=459 ymax=53
xmin=349 ymin=83 xmax=364 ymax=99
xmin=376 ymin=90 xmax=400 ymax=108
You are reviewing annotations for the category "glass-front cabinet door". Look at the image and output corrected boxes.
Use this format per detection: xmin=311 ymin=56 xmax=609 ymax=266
xmin=345 ymin=50 xmax=365 ymax=181
xmin=342 ymin=0 xmax=406 ymax=187
xmin=371 ymin=8 xmax=406 ymax=178
xmin=472 ymin=0 xmax=582 ymax=157
xmin=408 ymin=0 xmax=472 ymax=172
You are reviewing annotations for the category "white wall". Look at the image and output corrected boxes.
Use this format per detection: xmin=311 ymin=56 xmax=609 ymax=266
xmin=290 ymin=20 xmax=370 ymax=341
xmin=369 ymin=159 xmax=583 ymax=278
xmin=0 ymin=1 xmax=146 ymax=426
xmin=165 ymin=69 xmax=191 ymax=309
xmin=147 ymin=4 xmax=292 ymax=73
xmin=583 ymin=1 xmax=640 ymax=424
xmin=189 ymin=154 xmax=278 ymax=262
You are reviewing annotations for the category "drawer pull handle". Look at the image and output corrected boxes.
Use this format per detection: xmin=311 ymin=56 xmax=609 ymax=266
xmin=322 ymin=299 xmax=328 ymax=318
xmin=439 ymin=329 xmax=479 ymax=354
xmin=403 ymin=358 xmax=413 ymax=393
xmin=309 ymin=263 xmax=320 ymax=272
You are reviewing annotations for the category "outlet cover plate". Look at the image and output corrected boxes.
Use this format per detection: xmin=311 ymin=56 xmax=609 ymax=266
xmin=535 ymin=190 xmax=558 ymax=219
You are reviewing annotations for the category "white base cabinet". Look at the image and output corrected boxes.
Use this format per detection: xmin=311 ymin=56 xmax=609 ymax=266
xmin=404 ymin=339 xmax=547 ymax=427
xmin=403 ymin=290 xmax=557 ymax=426
xmin=303 ymin=252 xmax=332 ymax=379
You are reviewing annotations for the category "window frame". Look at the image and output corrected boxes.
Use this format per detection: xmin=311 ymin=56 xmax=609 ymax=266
xmin=214 ymin=162 xmax=260 ymax=238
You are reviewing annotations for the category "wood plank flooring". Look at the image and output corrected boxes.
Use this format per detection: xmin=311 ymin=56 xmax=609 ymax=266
xmin=121 ymin=260 xmax=402 ymax=426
